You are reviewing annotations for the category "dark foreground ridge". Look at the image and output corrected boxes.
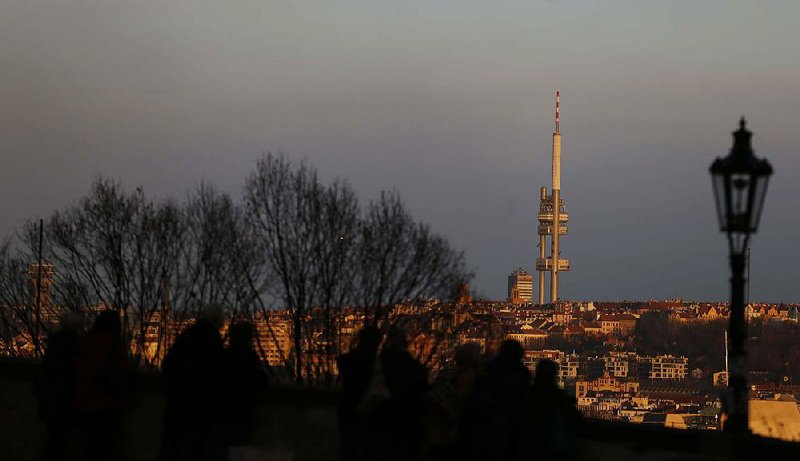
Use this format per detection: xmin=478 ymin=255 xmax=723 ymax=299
xmin=2 ymin=358 xmax=799 ymax=461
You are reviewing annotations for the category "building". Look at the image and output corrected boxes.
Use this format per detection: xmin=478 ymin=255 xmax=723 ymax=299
xmin=254 ymin=313 xmax=292 ymax=367
xmin=697 ymin=305 xmax=727 ymax=321
xmin=599 ymin=314 xmax=638 ymax=336
xmin=582 ymin=321 xmax=602 ymax=335
xmin=749 ymin=400 xmax=800 ymax=441
xmin=603 ymin=352 xmax=637 ymax=378
xmin=505 ymin=324 xmax=548 ymax=348
xmin=507 ymin=268 xmax=534 ymax=304
xmin=552 ymin=304 xmax=574 ymax=324
xmin=646 ymin=355 xmax=689 ymax=381
xmin=524 ymin=349 xmax=563 ymax=372
xmin=575 ymin=373 xmax=641 ymax=417
xmin=27 ymin=263 xmax=55 ymax=307
xmin=524 ymin=349 xmax=580 ymax=382
xmin=27 ymin=263 xmax=60 ymax=324
xmin=560 ymin=353 xmax=581 ymax=380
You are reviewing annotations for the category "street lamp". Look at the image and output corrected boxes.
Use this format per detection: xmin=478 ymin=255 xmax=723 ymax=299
xmin=710 ymin=117 xmax=772 ymax=434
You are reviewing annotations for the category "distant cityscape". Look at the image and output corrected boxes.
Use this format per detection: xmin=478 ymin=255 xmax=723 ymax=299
xmin=6 ymin=262 xmax=800 ymax=440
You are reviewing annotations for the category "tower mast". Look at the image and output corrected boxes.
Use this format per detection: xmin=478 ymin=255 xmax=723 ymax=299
xmin=550 ymin=91 xmax=562 ymax=302
xmin=536 ymin=90 xmax=570 ymax=304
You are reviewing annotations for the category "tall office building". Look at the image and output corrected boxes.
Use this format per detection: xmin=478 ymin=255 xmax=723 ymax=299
xmin=27 ymin=263 xmax=55 ymax=307
xmin=508 ymin=268 xmax=534 ymax=304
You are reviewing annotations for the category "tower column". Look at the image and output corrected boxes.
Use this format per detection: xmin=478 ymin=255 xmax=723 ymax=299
xmin=538 ymin=187 xmax=547 ymax=305
xmin=551 ymin=188 xmax=560 ymax=302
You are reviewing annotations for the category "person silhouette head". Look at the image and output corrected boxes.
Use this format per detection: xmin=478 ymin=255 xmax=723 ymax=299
xmin=93 ymin=310 xmax=121 ymax=342
xmin=455 ymin=342 xmax=482 ymax=371
xmin=200 ymin=304 xmax=225 ymax=331
xmin=59 ymin=311 xmax=84 ymax=334
xmin=534 ymin=359 xmax=559 ymax=388
xmin=356 ymin=325 xmax=381 ymax=353
xmin=229 ymin=321 xmax=255 ymax=349
xmin=384 ymin=325 xmax=408 ymax=352
xmin=498 ymin=339 xmax=524 ymax=362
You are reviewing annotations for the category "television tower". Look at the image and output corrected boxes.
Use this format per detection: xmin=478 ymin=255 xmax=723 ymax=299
xmin=536 ymin=90 xmax=570 ymax=304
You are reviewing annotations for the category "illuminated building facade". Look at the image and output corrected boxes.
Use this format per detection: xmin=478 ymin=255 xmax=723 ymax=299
xmin=507 ymin=268 xmax=533 ymax=304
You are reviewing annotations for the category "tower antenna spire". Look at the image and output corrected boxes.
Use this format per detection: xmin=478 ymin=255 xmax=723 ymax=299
xmin=555 ymin=90 xmax=560 ymax=133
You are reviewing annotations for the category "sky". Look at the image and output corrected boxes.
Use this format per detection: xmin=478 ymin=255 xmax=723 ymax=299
xmin=2 ymin=1 xmax=799 ymax=302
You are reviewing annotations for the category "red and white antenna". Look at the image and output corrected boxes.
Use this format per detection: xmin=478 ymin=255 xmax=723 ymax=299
xmin=555 ymin=90 xmax=560 ymax=133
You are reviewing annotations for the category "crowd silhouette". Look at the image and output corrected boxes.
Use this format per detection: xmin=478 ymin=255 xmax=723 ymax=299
xmin=37 ymin=312 xmax=83 ymax=461
xmin=337 ymin=331 xmax=582 ymax=461
xmin=36 ymin=310 xmax=130 ymax=461
xmin=36 ymin=312 xmax=580 ymax=461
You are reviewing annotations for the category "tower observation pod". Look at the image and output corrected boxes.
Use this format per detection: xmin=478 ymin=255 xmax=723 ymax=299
xmin=536 ymin=90 xmax=570 ymax=304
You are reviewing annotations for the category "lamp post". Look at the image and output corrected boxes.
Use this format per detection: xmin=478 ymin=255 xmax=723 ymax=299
xmin=710 ymin=118 xmax=772 ymax=434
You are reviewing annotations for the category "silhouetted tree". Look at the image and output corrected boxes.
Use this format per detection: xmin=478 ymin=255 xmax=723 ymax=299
xmin=173 ymin=183 xmax=265 ymax=320
xmin=0 ymin=239 xmax=39 ymax=355
xmin=22 ymin=179 xmax=184 ymax=362
xmin=308 ymin=179 xmax=359 ymax=380
xmin=0 ymin=153 xmax=472 ymax=384
xmin=355 ymin=191 xmax=470 ymax=326
xmin=244 ymin=154 xmax=471 ymax=382
xmin=244 ymin=154 xmax=327 ymax=382
xmin=750 ymin=320 xmax=800 ymax=382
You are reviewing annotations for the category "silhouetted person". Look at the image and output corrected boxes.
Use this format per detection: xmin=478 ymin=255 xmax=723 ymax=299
xmin=220 ymin=321 xmax=267 ymax=451
xmin=420 ymin=343 xmax=483 ymax=460
xmin=73 ymin=310 xmax=129 ymax=461
xmin=450 ymin=343 xmax=484 ymax=416
xmin=36 ymin=312 xmax=84 ymax=461
xmin=366 ymin=326 xmax=428 ymax=461
xmin=522 ymin=359 xmax=581 ymax=461
xmin=337 ymin=326 xmax=381 ymax=461
xmin=458 ymin=340 xmax=530 ymax=461
xmin=719 ymin=386 xmax=734 ymax=431
xmin=159 ymin=306 xmax=226 ymax=461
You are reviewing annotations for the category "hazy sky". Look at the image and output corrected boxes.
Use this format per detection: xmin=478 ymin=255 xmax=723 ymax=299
xmin=2 ymin=1 xmax=799 ymax=302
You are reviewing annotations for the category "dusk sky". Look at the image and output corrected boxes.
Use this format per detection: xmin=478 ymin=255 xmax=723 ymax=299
xmin=2 ymin=1 xmax=799 ymax=302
